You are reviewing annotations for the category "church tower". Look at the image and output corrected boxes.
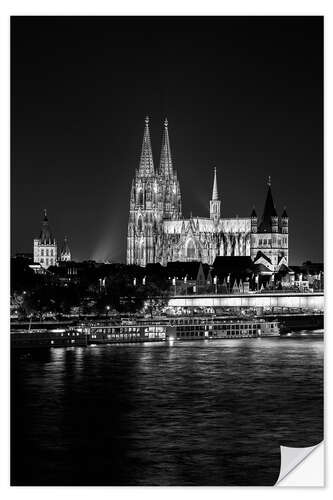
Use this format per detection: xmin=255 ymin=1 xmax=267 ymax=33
xmin=251 ymin=177 xmax=289 ymax=268
xmin=158 ymin=118 xmax=182 ymax=220
xmin=33 ymin=209 xmax=57 ymax=269
xmin=127 ymin=117 xmax=160 ymax=266
xmin=60 ymin=236 xmax=71 ymax=261
xmin=210 ymin=167 xmax=221 ymax=222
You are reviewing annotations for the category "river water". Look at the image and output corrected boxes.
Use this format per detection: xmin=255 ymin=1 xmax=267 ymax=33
xmin=11 ymin=334 xmax=323 ymax=486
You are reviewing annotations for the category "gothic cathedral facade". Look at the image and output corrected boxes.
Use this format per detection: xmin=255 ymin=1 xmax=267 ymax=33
xmin=127 ymin=117 xmax=289 ymax=271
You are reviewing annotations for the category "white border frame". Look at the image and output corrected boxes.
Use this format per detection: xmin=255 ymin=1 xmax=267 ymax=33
xmin=1 ymin=1 xmax=331 ymax=497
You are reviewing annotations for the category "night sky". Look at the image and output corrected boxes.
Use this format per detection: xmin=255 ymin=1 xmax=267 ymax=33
xmin=11 ymin=16 xmax=323 ymax=265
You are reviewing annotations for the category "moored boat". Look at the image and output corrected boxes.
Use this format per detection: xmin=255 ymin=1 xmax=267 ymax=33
xmin=166 ymin=316 xmax=279 ymax=340
xmin=11 ymin=316 xmax=280 ymax=349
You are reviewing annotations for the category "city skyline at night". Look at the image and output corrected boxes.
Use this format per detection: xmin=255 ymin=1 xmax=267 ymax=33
xmin=11 ymin=17 xmax=323 ymax=265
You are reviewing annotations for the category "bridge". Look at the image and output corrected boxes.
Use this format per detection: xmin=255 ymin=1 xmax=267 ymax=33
xmin=168 ymin=291 xmax=324 ymax=310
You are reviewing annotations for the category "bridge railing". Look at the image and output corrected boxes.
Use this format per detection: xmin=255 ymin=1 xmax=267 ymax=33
xmin=170 ymin=285 xmax=323 ymax=296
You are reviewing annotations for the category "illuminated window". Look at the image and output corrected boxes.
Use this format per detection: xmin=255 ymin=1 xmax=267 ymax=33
xmin=137 ymin=216 xmax=143 ymax=232
xmin=138 ymin=190 xmax=143 ymax=205
xmin=186 ymin=240 xmax=196 ymax=259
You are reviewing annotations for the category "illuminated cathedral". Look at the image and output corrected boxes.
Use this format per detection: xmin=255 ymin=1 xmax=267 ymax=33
xmin=127 ymin=117 xmax=289 ymax=271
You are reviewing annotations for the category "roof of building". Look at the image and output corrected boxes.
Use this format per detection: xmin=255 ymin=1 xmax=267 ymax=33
xmin=253 ymin=251 xmax=272 ymax=265
xmin=276 ymin=263 xmax=294 ymax=276
xmin=258 ymin=182 xmax=278 ymax=233
xmin=281 ymin=207 xmax=288 ymax=218
xmin=213 ymin=256 xmax=254 ymax=276
xmin=251 ymin=207 xmax=257 ymax=218
xmin=166 ymin=261 xmax=205 ymax=280
xmin=302 ymin=261 xmax=324 ymax=273
xmin=163 ymin=217 xmax=251 ymax=234
xmin=290 ymin=262 xmax=324 ymax=275
xmin=61 ymin=236 xmax=71 ymax=255
xmin=253 ymin=263 xmax=271 ymax=273
xmin=39 ymin=209 xmax=55 ymax=244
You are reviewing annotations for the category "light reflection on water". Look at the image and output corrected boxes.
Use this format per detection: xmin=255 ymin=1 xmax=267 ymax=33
xmin=12 ymin=335 xmax=323 ymax=486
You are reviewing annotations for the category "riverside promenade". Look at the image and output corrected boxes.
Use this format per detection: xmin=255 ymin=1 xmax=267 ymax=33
xmin=168 ymin=291 xmax=324 ymax=311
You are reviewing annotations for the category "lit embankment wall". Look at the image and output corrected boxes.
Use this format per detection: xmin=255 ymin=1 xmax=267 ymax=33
xmin=168 ymin=292 xmax=324 ymax=310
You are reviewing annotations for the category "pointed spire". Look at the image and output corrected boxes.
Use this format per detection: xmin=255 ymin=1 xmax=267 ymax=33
xmin=61 ymin=236 xmax=71 ymax=261
xmin=251 ymin=206 xmax=257 ymax=218
xmin=39 ymin=209 xmax=54 ymax=244
xmin=282 ymin=206 xmax=288 ymax=218
xmin=258 ymin=180 xmax=278 ymax=232
xmin=138 ymin=116 xmax=154 ymax=177
xmin=212 ymin=167 xmax=219 ymax=201
xmin=63 ymin=235 xmax=68 ymax=247
xmin=61 ymin=236 xmax=70 ymax=253
xmin=159 ymin=117 xmax=173 ymax=177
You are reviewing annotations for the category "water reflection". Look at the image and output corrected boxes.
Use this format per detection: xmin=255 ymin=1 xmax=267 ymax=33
xmin=12 ymin=336 xmax=323 ymax=486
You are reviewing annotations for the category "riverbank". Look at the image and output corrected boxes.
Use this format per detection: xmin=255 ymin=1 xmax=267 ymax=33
xmin=10 ymin=312 xmax=323 ymax=349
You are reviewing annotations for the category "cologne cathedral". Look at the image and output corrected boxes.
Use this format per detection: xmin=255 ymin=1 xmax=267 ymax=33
xmin=127 ymin=117 xmax=289 ymax=271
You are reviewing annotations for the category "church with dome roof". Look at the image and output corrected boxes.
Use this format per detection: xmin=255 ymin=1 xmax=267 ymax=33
xmin=127 ymin=117 xmax=289 ymax=272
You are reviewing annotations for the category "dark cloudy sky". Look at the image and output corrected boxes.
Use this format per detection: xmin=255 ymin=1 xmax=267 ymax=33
xmin=11 ymin=16 xmax=323 ymax=265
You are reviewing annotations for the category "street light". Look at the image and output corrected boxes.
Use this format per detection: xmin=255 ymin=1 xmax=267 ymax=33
xmin=255 ymin=274 xmax=259 ymax=291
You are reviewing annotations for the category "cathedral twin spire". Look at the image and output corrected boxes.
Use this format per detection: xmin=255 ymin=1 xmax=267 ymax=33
xmin=137 ymin=116 xmax=174 ymax=178
xmin=138 ymin=116 xmax=155 ymax=177
xmin=159 ymin=118 xmax=173 ymax=177
xmin=137 ymin=117 xmax=222 ymax=221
